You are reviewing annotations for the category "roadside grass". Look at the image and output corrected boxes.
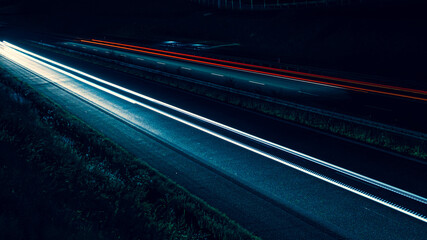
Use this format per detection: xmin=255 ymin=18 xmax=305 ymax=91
xmin=27 ymin=42 xmax=427 ymax=160
xmin=0 ymin=65 xmax=260 ymax=240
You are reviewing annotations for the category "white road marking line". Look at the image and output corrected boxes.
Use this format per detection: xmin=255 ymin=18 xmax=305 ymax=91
xmin=298 ymin=91 xmax=319 ymax=97
xmin=137 ymin=58 xmax=144 ymax=60
xmin=206 ymin=43 xmax=240 ymax=49
xmin=249 ymin=81 xmax=265 ymax=85
xmin=157 ymin=62 xmax=165 ymax=65
xmin=211 ymin=73 xmax=224 ymax=77
xmin=181 ymin=67 xmax=192 ymax=70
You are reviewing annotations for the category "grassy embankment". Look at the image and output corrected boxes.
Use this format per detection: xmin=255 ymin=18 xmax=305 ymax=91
xmin=28 ymin=42 xmax=426 ymax=160
xmin=0 ymin=65 xmax=259 ymax=240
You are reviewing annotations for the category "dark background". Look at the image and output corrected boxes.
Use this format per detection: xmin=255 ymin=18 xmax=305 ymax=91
xmin=2 ymin=0 xmax=427 ymax=87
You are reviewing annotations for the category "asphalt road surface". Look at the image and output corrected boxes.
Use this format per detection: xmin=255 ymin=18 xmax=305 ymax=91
xmin=1 ymin=41 xmax=426 ymax=239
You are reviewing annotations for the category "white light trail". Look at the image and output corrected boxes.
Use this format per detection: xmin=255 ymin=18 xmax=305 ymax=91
xmin=2 ymin=41 xmax=426 ymax=223
xmin=5 ymin=41 xmax=424 ymax=205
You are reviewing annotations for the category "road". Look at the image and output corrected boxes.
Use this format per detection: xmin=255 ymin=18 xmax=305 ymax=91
xmin=14 ymin=38 xmax=427 ymax=195
xmin=83 ymin=39 xmax=427 ymax=102
xmin=1 ymin=41 xmax=426 ymax=239
xmin=65 ymin=38 xmax=427 ymax=134
xmin=10 ymin=39 xmax=427 ymax=198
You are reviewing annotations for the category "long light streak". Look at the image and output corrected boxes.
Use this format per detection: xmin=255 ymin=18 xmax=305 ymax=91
xmin=5 ymin=40 xmax=426 ymax=204
xmin=2 ymin=41 xmax=426 ymax=223
xmin=90 ymin=39 xmax=427 ymax=96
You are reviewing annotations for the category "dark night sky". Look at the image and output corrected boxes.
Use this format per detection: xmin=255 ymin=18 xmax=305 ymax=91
xmin=2 ymin=0 xmax=427 ymax=83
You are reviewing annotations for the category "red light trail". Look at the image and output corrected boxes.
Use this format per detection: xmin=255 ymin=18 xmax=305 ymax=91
xmin=81 ymin=39 xmax=427 ymax=102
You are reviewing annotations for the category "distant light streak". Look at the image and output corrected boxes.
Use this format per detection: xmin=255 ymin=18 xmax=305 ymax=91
xmin=2 ymin=41 xmax=426 ymax=223
xmin=86 ymin=39 xmax=427 ymax=100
